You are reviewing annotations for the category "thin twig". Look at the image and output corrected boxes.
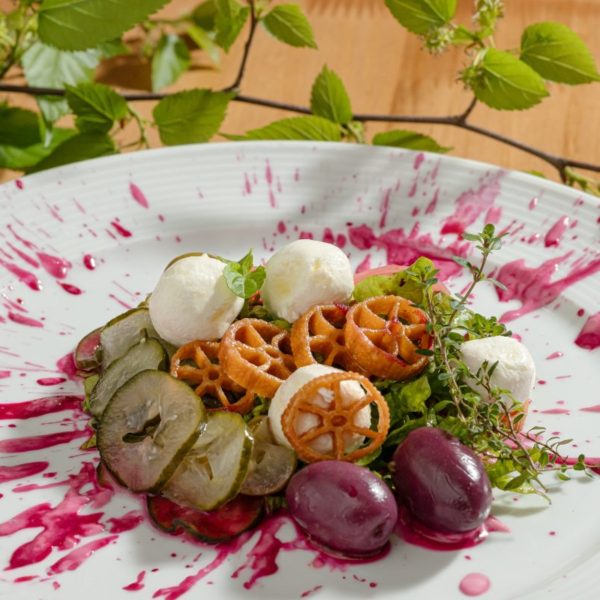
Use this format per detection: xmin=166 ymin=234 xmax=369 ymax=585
xmin=223 ymin=0 xmax=258 ymax=92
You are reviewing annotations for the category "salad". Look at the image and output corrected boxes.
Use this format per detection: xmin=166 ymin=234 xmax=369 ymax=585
xmin=74 ymin=225 xmax=588 ymax=559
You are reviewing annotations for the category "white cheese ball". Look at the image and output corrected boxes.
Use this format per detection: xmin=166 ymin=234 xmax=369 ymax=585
xmin=262 ymin=239 xmax=354 ymax=322
xmin=268 ymin=364 xmax=371 ymax=454
xmin=149 ymin=255 xmax=244 ymax=346
xmin=460 ymin=336 xmax=536 ymax=405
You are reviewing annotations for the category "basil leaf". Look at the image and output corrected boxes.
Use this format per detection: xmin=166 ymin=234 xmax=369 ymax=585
xmin=0 ymin=105 xmax=41 ymax=147
xmin=223 ymin=251 xmax=266 ymax=299
xmin=225 ymin=115 xmax=342 ymax=141
xmin=384 ymin=0 xmax=457 ymax=35
xmin=153 ymin=89 xmax=233 ymax=145
xmin=27 ymin=132 xmax=116 ymax=173
xmin=0 ymin=129 xmax=76 ymax=171
xmin=38 ymin=0 xmax=169 ymax=51
xmin=21 ymin=42 xmax=100 ymax=124
xmin=215 ymin=0 xmax=249 ymax=51
xmin=521 ymin=22 xmax=600 ymax=85
xmin=310 ymin=66 xmax=353 ymax=125
xmin=65 ymin=82 xmax=128 ymax=133
xmin=152 ymin=34 xmax=191 ymax=91
xmin=466 ymin=48 xmax=549 ymax=110
xmin=372 ymin=129 xmax=451 ymax=153
xmin=262 ymin=4 xmax=317 ymax=49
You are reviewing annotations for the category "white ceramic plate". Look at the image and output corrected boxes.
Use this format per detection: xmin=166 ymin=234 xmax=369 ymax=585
xmin=1 ymin=142 xmax=599 ymax=600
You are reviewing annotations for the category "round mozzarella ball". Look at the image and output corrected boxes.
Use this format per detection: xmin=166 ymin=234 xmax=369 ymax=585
xmin=262 ymin=240 xmax=354 ymax=322
xmin=149 ymin=255 xmax=244 ymax=346
xmin=268 ymin=364 xmax=371 ymax=454
xmin=460 ymin=336 xmax=536 ymax=405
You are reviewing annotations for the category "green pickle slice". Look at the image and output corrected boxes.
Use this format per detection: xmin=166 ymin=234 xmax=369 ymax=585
xmin=98 ymin=370 xmax=206 ymax=493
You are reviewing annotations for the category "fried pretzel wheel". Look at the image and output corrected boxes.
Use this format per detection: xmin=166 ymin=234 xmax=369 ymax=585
xmin=344 ymin=295 xmax=431 ymax=380
xmin=291 ymin=304 xmax=360 ymax=371
xmin=170 ymin=340 xmax=255 ymax=413
xmin=218 ymin=318 xmax=296 ymax=398
xmin=281 ymin=372 xmax=390 ymax=463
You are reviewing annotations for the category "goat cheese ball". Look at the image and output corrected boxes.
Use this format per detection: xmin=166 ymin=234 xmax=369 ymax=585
xmin=460 ymin=336 xmax=536 ymax=405
xmin=149 ymin=255 xmax=244 ymax=346
xmin=262 ymin=239 xmax=354 ymax=322
xmin=268 ymin=364 xmax=371 ymax=454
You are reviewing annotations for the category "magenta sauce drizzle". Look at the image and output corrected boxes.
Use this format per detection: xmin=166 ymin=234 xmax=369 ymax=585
xmin=575 ymin=312 xmax=600 ymax=350
xmin=544 ymin=216 xmax=570 ymax=247
xmin=130 ymin=183 xmax=150 ymax=209
xmin=0 ymin=258 xmax=42 ymax=291
xmin=459 ymin=573 xmax=491 ymax=596
xmin=37 ymin=252 xmax=71 ymax=279
xmin=83 ymin=254 xmax=97 ymax=270
xmin=0 ymin=462 xmax=48 ymax=484
xmin=123 ymin=570 xmax=146 ymax=591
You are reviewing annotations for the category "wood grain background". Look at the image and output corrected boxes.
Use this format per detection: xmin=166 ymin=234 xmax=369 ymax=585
xmin=1 ymin=0 xmax=599 ymax=184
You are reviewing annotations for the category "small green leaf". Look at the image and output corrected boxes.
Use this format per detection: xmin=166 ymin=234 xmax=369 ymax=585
xmin=215 ymin=0 xmax=249 ymax=51
xmin=27 ymin=132 xmax=116 ymax=173
xmin=262 ymin=4 xmax=317 ymax=49
xmin=223 ymin=250 xmax=266 ymax=299
xmin=520 ymin=22 xmax=600 ymax=85
xmin=225 ymin=115 xmax=342 ymax=142
xmin=153 ymin=89 xmax=233 ymax=145
xmin=38 ymin=0 xmax=169 ymax=51
xmin=21 ymin=42 xmax=101 ymax=125
xmin=0 ymin=129 xmax=76 ymax=171
xmin=65 ymin=82 xmax=128 ymax=133
xmin=192 ymin=0 xmax=218 ymax=30
xmin=0 ymin=106 xmax=41 ymax=147
xmin=384 ymin=0 xmax=457 ymax=35
xmin=97 ymin=38 xmax=130 ymax=59
xmin=187 ymin=25 xmax=221 ymax=64
xmin=310 ymin=66 xmax=353 ymax=124
xmin=465 ymin=48 xmax=549 ymax=110
xmin=152 ymin=34 xmax=191 ymax=91
xmin=372 ymin=129 xmax=451 ymax=153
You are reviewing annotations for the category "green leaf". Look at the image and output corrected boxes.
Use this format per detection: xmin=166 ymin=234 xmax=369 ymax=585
xmin=65 ymin=82 xmax=128 ymax=133
xmin=384 ymin=0 xmax=457 ymax=35
xmin=152 ymin=34 xmax=191 ymax=91
xmin=0 ymin=105 xmax=41 ymax=147
xmin=226 ymin=116 xmax=342 ymax=141
xmin=97 ymin=38 xmax=130 ymax=59
xmin=0 ymin=128 xmax=76 ymax=171
xmin=38 ymin=0 xmax=169 ymax=51
xmin=466 ymin=48 xmax=549 ymax=110
xmin=187 ymin=25 xmax=221 ymax=64
xmin=310 ymin=66 xmax=353 ymax=124
xmin=192 ymin=0 xmax=218 ymax=30
xmin=262 ymin=4 xmax=317 ymax=49
xmin=153 ymin=89 xmax=233 ymax=145
xmin=372 ymin=129 xmax=451 ymax=153
xmin=215 ymin=0 xmax=249 ymax=52
xmin=27 ymin=132 xmax=116 ymax=173
xmin=21 ymin=42 xmax=100 ymax=124
xmin=223 ymin=250 xmax=266 ymax=299
xmin=520 ymin=22 xmax=600 ymax=84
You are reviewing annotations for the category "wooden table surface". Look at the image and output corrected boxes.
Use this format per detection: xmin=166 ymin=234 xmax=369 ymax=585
xmin=1 ymin=0 xmax=599 ymax=184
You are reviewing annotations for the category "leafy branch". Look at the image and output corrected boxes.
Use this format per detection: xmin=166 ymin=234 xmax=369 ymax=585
xmin=0 ymin=0 xmax=599 ymax=193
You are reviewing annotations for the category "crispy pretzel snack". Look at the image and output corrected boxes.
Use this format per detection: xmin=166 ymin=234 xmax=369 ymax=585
xmin=344 ymin=295 xmax=431 ymax=380
xmin=291 ymin=304 xmax=359 ymax=371
xmin=170 ymin=340 xmax=255 ymax=413
xmin=281 ymin=372 xmax=390 ymax=463
xmin=219 ymin=318 xmax=296 ymax=398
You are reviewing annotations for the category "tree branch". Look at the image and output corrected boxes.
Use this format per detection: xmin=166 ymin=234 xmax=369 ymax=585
xmin=223 ymin=0 xmax=258 ymax=92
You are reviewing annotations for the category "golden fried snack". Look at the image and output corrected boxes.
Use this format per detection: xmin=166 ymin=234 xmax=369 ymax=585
xmin=344 ymin=295 xmax=431 ymax=380
xmin=291 ymin=304 xmax=360 ymax=371
xmin=170 ymin=340 xmax=255 ymax=413
xmin=219 ymin=318 xmax=296 ymax=398
xmin=281 ymin=371 xmax=390 ymax=463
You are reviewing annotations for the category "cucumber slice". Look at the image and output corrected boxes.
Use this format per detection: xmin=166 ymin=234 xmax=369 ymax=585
xmin=241 ymin=417 xmax=297 ymax=496
xmin=89 ymin=338 xmax=168 ymax=419
xmin=100 ymin=308 xmax=158 ymax=370
xmin=98 ymin=370 xmax=206 ymax=493
xmin=75 ymin=327 xmax=102 ymax=372
xmin=147 ymin=494 xmax=264 ymax=543
xmin=163 ymin=411 xmax=254 ymax=511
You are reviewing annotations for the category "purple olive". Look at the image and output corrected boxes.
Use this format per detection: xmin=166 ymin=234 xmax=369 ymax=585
xmin=392 ymin=427 xmax=492 ymax=533
xmin=286 ymin=461 xmax=397 ymax=557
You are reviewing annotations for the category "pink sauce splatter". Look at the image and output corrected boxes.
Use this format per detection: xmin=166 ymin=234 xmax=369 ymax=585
xmin=425 ymin=189 xmax=439 ymax=214
xmin=413 ymin=153 xmax=425 ymax=170
xmin=265 ymin=160 xmax=273 ymax=185
xmin=546 ymin=352 xmax=563 ymax=360
xmin=539 ymin=408 xmax=570 ymax=415
xmin=0 ymin=395 xmax=82 ymax=420
xmin=0 ymin=370 xmax=10 ymax=379
xmin=37 ymin=253 xmax=71 ymax=279
xmin=495 ymin=255 xmax=600 ymax=322
xmin=544 ymin=216 xmax=570 ymax=247
xmin=107 ymin=511 xmax=144 ymax=533
xmin=0 ymin=428 xmax=89 ymax=453
xmin=379 ymin=189 xmax=391 ymax=228
xmin=15 ymin=179 xmax=24 ymax=190
xmin=8 ymin=312 xmax=43 ymax=328
xmin=47 ymin=535 xmax=118 ymax=575
xmin=56 ymin=352 xmax=80 ymax=380
xmin=124 ymin=570 xmax=146 ymax=591
xmin=484 ymin=205 xmax=502 ymax=224
xmin=36 ymin=377 xmax=67 ymax=386
xmin=244 ymin=173 xmax=252 ymax=194
xmin=7 ymin=243 xmax=39 ymax=268
xmin=83 ymin=254 xmax=96 ymax=270
xmin=580 ymin=404 xmax=600 ymax=413
xmin=529 ymin=197 xmax=538 ymax=210
xmin=129 ymin=183 xmax=149 ymax=208
xmin=301 ymin=585 xmax=323 ymax=597
xmin=575 ymin=312 xmax=600 ymax=350
xmin=441 ymin=172 xmax=504 ymax=236
xmin=111 ymin=220 xmax=133 ymax=238
xmin=0 ymin=462 xmax=48 ymax=484
xmin=59 ymin=282 xmax=83 ymax=295
xmin=0 ymin=259 xmax=42 ymax=291
xmin=459 ymin=573 xmax=491 ymax=596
